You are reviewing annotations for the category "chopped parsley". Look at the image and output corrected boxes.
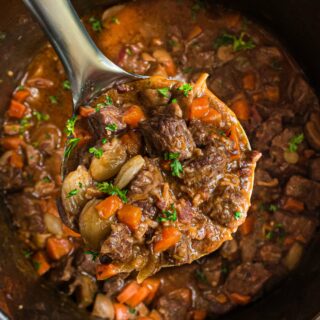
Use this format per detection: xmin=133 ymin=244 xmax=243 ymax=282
xmin=288 ymin=133 xmax=304 ymax=152
xmin=158 ymin=204 xmax=177 ymax=222
xmin=64 ymin=137 xmax=80 ymax=158
xmin=84 ymin=250 xmax=99 ymax=261
xmin=102 ymin=138 xmax=108 ymax=144
xmin=265 ymin=230 xmax=274 ymax=240
xmin=195 ymin=269 xmax=208 ymax=283
xmin=65 ymin=116 xmax=77 ymax=136
xmin=213 ymin=32 xmax=255 ymax=52
xmin=126 ymin=48 xmax=133 ymax=56
xmin=23 ymin=249 xmax=32 ymax=258
xmin=89 ymin=17 xmax=102 ymax=32
xmin=158 ymin=87 xmax=170 ymax=98
xmin=67 ymin=189 xmax=78 ymax=198
xmin=89 ymin=147 xmax=103 ymax=159
xmin=33 ymin=111 xmax=49 ymax=122
xmin=128 ymin=307 xmax=137 ymax=315
xmin=96 ymin=96 xmax=113 ymax=110
xmin=111 ymin=17 xmax=120 ymax=24
xmin=17 ymin=85 xmax=25 ymax=91
xmin=62 ymin=80 xmax=71 ymax=90
xmin=105 ymin=123 xmax=117 ymax=132
xmin=105 ymin=95 xmax=113 ymax=105
xmin=96 ymin=182 xmax=128 ymax=203
xmin=42 ymin=176 xmax=51 ymax=183
xmin=19 ymin=116 xmax=31 ymax=134
xmin=269 ymin=204 xmax=278 ymax=212
xmin=234 ymin=211 xmax=242 ymax=220
xmin=178 ymin=83 xmax=193 ymax=97
xmin=164 ymin=152 xmax=183 ymax=177
xmin=171 ymin=98 xmax=178 ymax=104
xmin=168 ymin=39 xmax=178 ymax=48
xmin=78 ymin=182 xmax=83 ymax=188
xmin=49 ymin=95 xmax=58 ymax=104
xmin=33 ymin=261 xmax=41 ymax=271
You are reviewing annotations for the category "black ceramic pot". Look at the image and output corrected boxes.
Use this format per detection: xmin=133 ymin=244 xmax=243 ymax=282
xmin=0 ymin=1 xmax=319 ymax=319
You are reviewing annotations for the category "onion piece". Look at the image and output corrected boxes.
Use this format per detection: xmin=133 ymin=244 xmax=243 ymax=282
xmin=284 ymin=242 xmax=303 ymax=270
xmin=43 ymin=213 xmax=63 ymax=236
xmin=114 ymin=155 xmax=145 ymax=189
xmin=92 ymin=293 xmax=115 ymax=320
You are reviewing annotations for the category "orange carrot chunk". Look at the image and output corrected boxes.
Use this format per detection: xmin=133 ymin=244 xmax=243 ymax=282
xmin=117 ymin=281 xmax=140 ymax=304
xmin=7 ymin=100 xmax=26 ymax=119
xmin=193 ymin=310 xmax=207 ymax=320
xmin=123 ymin=105 xmax=145 ymax=127
xmin=229 ymin=124 xmax=241 ymax=160
xmin=9 ymin=151 xmax=23 ymax=168
xmin=62 ymin=224 xmax=81 ymax=238
xmin=153 ymin=227 xmax=181 ymax=253
xmin=242 ymin=73 xmax=256 ymax=90
xmin=117 ymin=204 xmax=142 ymax=231
xmin=189 ymin=96 xmax=209 ymax=120
xmin=187 ymin=25 xmax=203 ymax=41
xmin=126 ymin=285 xmax=150 ymax=308
xmin=0 ymin=136 xmax=24 ymax=150
xmin=46 ymin=237 xmax=73 ymax=260
xmin=143 ymin=278 xmax=161 ymax=304
xmin=229 ymin=292 xmax=251 ymax=305
xmin=96 ymin=263 xmax=119 ymax=281
xmin=240 ymin=215 xmax=255 ymax=236
xmin=282 ymin=197 xmax=305 ymax=212
xmin=32 ymin=251 xmax=50 ymax=276
xmin=95 ymin=195 xmax=123 ymax=219
xmin=113 ymin=303 xmax=130 ymax=320
xmin=13 ymin=89 xmax=30 ymax=102
xmin=201 ymin=108 xmax=222 ymax=124
xmin=79 ymin=106 xmax=95 ymax=117
xmin=231 ymin=98 xmax=250 ymax=121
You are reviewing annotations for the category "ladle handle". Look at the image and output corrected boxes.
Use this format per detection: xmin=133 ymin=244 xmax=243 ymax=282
xmin=22 ymin=0 xmax=129 ymax=107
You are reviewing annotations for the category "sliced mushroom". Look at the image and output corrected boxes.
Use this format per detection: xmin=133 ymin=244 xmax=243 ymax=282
xmin=305 ymin=113 xmax=320 ymax=150
xmin=114 ymin=155 xmax=145 ymax=189
xmin=79 ymin=199 xmax=114 ymax=250
xmin=74 ymin=274 xmax=98 ymax=308
xmin=61 ymin=165 xmax=92 ymax=225
xmin=89 ymin=138 xmax=127 ymax=181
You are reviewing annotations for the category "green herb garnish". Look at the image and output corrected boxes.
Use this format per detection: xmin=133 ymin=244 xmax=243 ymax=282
xmin=17 ymin=85 xmax=25 ymax=91
xmin=105 ymin=123 xmax=117 ymax=132
xmin=128 ymin=307 xmax=136 ymax=315
xmin=265 ymin=231 xmax=274 ymax=240
xmin=178 ymin=83 xmax=193 ymax=97
xmin=234 ymin=211 xmax=242 ymax=220
xmin=49 ymin=95 xmax=58 ymax=104
xmin=158 ymin=87 xmax=170 ymax=98
xmin=269 ymin=204 xmax=278 ymax=212
xmin=96 ymin=182 xmax=128 ymax=203
xmin=126 ymin=48 xmax=133 ymax=56
xmin=164 ymin=152 xmax=183 ymax=177
xmin=33 ymin=111 xmax=49 ymax=122
xmin=102 ymin=138 xmax=108 ymax=144
xmin=84 ymin=250 xmax=99 ymax=261
xmin=105 ymin=95 xmax=113 ymax=105
xmin=89 ymin=17 xmax=102 ymax=32
xmin=111 ymin=17 xmax=120 ymax=24
xmin=33 ymin=261 xmax=41 ymax=271
xmin=214 ymin=32 xmax=255 ymax=52
xmin=171 ymin=98 xmax=178 ymax=104
xmin=65 ymin=115 xmax=77 ymax=136
xmin=42 ymin=176 xmax=51 ymax=183
xmin=63 ymin=80 xmax=71 ymax=90
xmin=288 ymin=133 xmax=304 ymax=152
xmin=158 ymin=204 xmax=177 ymax=222
xmin=19 ymin=116 xmax=31 ymax=134
xmin=23 ymin=249 xmax=32 ymax=258
xmin=168 ymin=39 xmax=177 ymax=48
xmin=64 ymin=137 xmax=80 ymax=158
xmin=78 ymin=182 xmax=83 ymax=188
xmin=89 ymin=147 xmax=103 ymax=159
xmin=67 ymin=189 xmax=78 ymax=198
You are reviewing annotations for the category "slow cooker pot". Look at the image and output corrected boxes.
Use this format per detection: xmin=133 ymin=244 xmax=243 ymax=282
xmin=0 ymin=0 xmax=319 ymax=319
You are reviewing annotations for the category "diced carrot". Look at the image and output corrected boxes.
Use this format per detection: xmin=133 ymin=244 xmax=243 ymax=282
xmin=264 ymin=86 xmax=279 ymax=102
xmin=201 ymin=108 xmax=222 ymax=124
xmin=117 ymin=204 xmax=142 ymax=231
xmin=7 ymin=100 xmax=26 ymax=119
xmin=117 ymin=281 xmax=140 ymax=304
xmin=32 ymin=251 xmax=50 ymax=276
xmin=9 ymin=151 xmax=23 ymax=168
xmin=113 ymin=303 xmax=130 ymax=320
xmin=240 ymin=215 xmax=255 ymax=236
xmin=229 ymin=124 xmax=241 ymax=160
xmin=187 ymin=25 xmax=203 ymax=41
xmin=123 ymin=105 xmax=145 ymax=127
xmin=229 ymin=292 xmax=251 ymax=305
xmin=96 ymin=264 xmax=119 ymax=281
xmin=13 ymin=89 xmax=30 ymax=102
xmin=193 ymin=310 xmax=207 ymax=320
xmin=149 ymin=310 xmax=162 ymax=320
xmin=153 ymin=227 xmax=181 ymax=253
xmin=189 ymin=96 xmax=209 ymax=120
xmin=0 ymin=136 xmax=24 ymax=150
xmin=214 ymin=293 xmax=228 ymax=304
xmin=46 ymin=237 xmax=73 ymax=260
xmin=231 ymin=98 xmax=250 ymax=121
xmin=282 ymin=197 xmax=304 ymax=213
xmin=79 ymin=106 xmax=95 ymax=117
xmin=126 ymin=285 xmax=150 ymax=308
xmin=95 ymin=195 xmax=123 ymax=219
xmin=143 ymin=278 xmax=161 ymax=305
xmin=62 ymin=224 xmax=81 ymax=238
xmin=121 ymin=131 xmax=141 ymax=156
xmin=242 ymin=73 xmax=256 ymax=91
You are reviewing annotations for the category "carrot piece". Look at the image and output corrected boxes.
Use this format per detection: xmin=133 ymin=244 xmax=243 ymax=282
xmin=229 ymin=292 xmax=251 ymax=305
xmin=229 ymin=125 xmax=241 ymax=160
xmin=189 ymin=96 xmax=209 ymax=120
xmin=79 ymin=106 xmax=95 ymax=117
xmin=126 ymin=285 xmax=150 ymax=308
xmin=240 ymin=215 xmax=255 ymax=236
xmin=96 ymin=263 xmax=119 ymax=281
xmin=95 ymin=195 xmax=123 ymax=219
xmin=193 ymin=310 xmax=207 ymax=320
xmin=7 ymin=100 xmax=26 ymax=119
xmin=121 ymin=131 xmax=141 ymax=156
xmin=13 ymin=89 xmax=30 ymax=102
xmin=231 ymin=98 xmax=250 ymax=121
xmin=201 ymin=108 xmax=222 ymax=124
xmin=0 ymin=136 xmax=24 ymax=150
xmin=187 ymin=25 xmax=203 ymax=41
xmin=242 ymin=73 xmax=256 ymax=91
xmin=62 ymin=224 xmax=81 ymax=238
xmin=143 ymin=278 xmax=161 ymax=305
xmin=282 ymin=197 xmax=304 ymax=212
xmin=46 ymin=237 xmax=73 ymax=260
xmin=117 ymin=204 xmax=142 ymax=231
xmin=32 ymin=251 xmax=50 ymax=276
xmin=9 ymin=151 xmax=23 ymax=168
xmin=123 ymin=105 xmax=145 ymax=127
xmin=153 ymin=227 xmax=181 ymax=253
xmin=113 ymin=303 xmax=130 ymax=320
xmin=149 ymin=310 xmax=162 ymax=320
xmin=117 ymin=281 xmax=140 ymax=304
xmin=214 ymin=293 xmax=228 ymax=304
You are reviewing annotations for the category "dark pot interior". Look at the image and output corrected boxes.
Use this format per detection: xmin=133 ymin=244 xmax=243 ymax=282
xmin=0 ymin=0 xmax=319 ymax=319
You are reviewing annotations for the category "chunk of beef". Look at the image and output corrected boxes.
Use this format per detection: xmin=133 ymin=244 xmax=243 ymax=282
xmin=274 ymin=211 xmax=316 ymax=243
xmin=239 ymin=236 xmax=256 ymax=262
xmin=285 ymin=175 xmax=320 ymax=210
xmin=139 ymin=88 xmax=171 ymax=107
xmin=259 ymin=244 xmax=282 ymax=264
xmin=100 ymin=223 xmax=134 ymax=263
xmin=50 ymin=255 xmax=74 ymax=283
xmin=139 ymin=116 xmax=195 ymax=159
xmin=182 ymin=144 xmax=227 ymax=199
xmin=310 ymin=158 xmax=320 ymax=181
xmin=89 ymin=106 xmax=126 ymax=138
xmin=74 ymin=249 xmax=96 ymax=276
xmin=225 ymin=263 xmax=271 ymax=296
xmin=156 ymin=288 xmax=191 ymax=320
xmin=133 ymin=200 xmax=158 ymax=219
xmin=31 ymin=124 xmax=61 ymax=155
